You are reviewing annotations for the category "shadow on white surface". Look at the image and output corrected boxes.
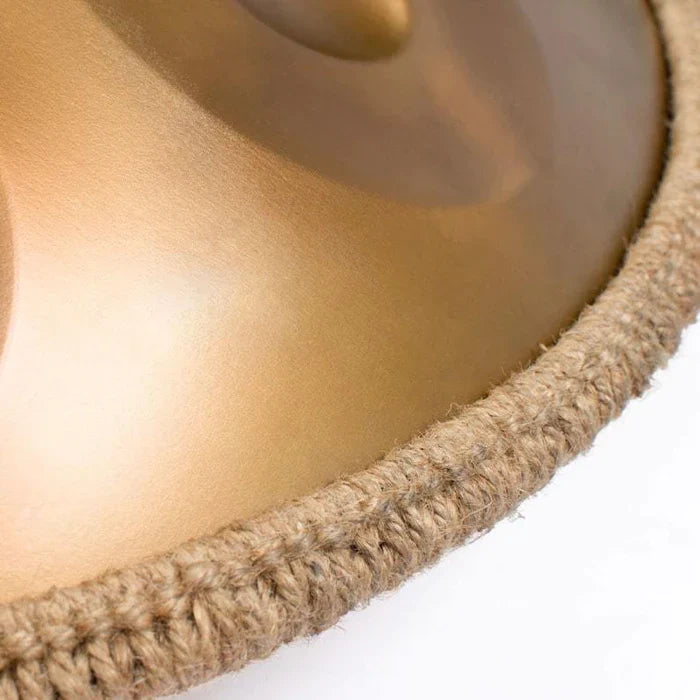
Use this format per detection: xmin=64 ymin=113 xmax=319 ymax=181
xmin=180 ymin=321 xmax=700 ymax=700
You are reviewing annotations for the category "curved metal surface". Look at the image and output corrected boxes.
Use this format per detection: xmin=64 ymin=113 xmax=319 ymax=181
xmin=0 ymin=0 xmax=666 ymax=601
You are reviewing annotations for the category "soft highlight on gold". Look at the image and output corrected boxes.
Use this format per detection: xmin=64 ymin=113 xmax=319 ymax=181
xmin=0 ymin=0 xmax=696 ymax=696
xmin=0 ymin=0 xmax=665 ymax=603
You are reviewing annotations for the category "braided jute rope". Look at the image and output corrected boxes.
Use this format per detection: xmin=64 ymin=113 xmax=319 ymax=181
xmin=1 ymin=0 xmax=699 ymax=696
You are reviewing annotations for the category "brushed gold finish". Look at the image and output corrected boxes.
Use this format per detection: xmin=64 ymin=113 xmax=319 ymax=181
xmin=87 ymin=0 xmax=547 ymax=205
xmin=237 ymin=0 xmax=412 ymax=60
xmin=0 ymin=0 xmax=665 ymax=602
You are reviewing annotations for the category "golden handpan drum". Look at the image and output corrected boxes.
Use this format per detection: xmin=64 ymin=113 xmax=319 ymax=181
xmin=0 ymin=0 xmax=666 ymax=609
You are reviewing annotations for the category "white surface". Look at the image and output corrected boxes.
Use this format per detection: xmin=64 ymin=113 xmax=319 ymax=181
xmin=181 ymin=321 xmax=700 ymax=700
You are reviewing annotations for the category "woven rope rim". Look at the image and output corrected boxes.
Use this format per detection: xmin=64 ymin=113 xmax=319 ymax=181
xmin=2 ymin=0 xmax=699 ymax=697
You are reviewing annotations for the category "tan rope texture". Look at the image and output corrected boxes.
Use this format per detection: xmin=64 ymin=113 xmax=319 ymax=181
xmin=1 ymin=0 xmax=699 ymax=696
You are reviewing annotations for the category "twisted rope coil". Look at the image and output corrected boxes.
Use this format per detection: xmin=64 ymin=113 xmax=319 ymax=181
xmin=1 ymin=0 xmax=698 ymax=696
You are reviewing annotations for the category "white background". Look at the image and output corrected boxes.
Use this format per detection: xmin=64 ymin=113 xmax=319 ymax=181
xmin=180 ymin=320 xmax=699 ymax=700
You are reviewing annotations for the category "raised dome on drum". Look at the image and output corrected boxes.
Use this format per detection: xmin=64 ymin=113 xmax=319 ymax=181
xmin=0 ymin=0 xmax=666 ymax=603
xmin=236 ymin=0 xmax=413 ymax=60
xmin=86 ymin=0 xmax=553 ymax=206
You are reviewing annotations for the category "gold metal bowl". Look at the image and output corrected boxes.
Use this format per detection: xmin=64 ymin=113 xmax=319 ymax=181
xmin=1 ymin=1 xmax=697 ymax=696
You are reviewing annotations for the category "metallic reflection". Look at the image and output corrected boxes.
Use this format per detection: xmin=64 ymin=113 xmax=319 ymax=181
xmin=87 ymin=0 xmax=551 ymax=205
xmin=0 ymin=179 xmax=12 ymax=361
xmin=0 ymin=0 xmax=665 ymax=601
xmin=236 ymin=0 xmax=413 ymax=60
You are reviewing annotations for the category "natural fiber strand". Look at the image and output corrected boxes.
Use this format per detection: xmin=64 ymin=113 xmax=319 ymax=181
xmin=0 ymin=0 xmax=698 ymax=696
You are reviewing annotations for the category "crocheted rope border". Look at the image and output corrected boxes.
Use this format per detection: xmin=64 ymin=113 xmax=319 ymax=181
xmin=1 ymin=0 xmax=698 ymax=696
